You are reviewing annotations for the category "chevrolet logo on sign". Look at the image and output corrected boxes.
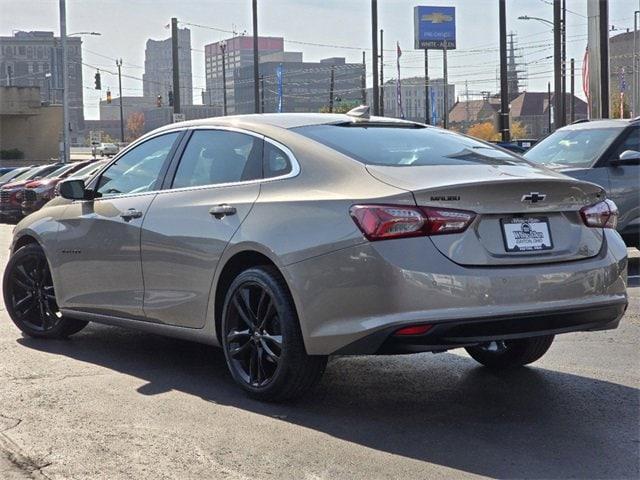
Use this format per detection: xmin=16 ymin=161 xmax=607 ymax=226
xmin=421 ymin=12 xmax=453 ymax=24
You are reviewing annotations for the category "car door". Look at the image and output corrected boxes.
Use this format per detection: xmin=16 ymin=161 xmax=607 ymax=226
xmin=140 ymin=128 xmax=272 ymax=328
xmin=53 ymin=131 xmax=182 ymax=319
xmin=605 ymin=126 xmax=640 ymax=240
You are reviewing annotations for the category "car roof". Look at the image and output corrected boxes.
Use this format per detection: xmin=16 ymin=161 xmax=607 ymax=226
xmin=561 ymin=118 xmax=639 ymax=131
xmin=149 ymin=113 xmax=420 ymax=136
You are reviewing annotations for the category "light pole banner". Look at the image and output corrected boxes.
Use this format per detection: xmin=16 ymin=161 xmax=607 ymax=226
xmin=396 ymin=42 xmax=404 ymax=119
xmin=276 ymin=64 xmax=284 ymax=113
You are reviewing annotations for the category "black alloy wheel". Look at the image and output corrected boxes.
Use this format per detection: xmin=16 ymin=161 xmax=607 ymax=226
xmin=222 ymin=266 xmax=327 ymax=401
xmin=225 ymin=281 xmax=283 ymax=387
xmin=3 ymin=244 xmax=87 ymax=338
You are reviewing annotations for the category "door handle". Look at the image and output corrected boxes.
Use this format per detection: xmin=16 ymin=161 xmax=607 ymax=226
xmin=209 ymin=204 xmax=237 ymax=219
xmin=120 ymin=208 xmax=143 ymax=221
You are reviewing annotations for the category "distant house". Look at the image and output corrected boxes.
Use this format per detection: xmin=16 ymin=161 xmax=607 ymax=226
xmin=510 ymin=92 xmax=587 ymax=138
xmin=449 ymin=98 xmax=501 ymax=131
xmin=449 ymin=92 xmax=588 ymax=139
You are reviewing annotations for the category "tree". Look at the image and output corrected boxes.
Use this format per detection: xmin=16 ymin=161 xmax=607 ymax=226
xmin=467 ymin=121 xmax=499 ymax=141
xmin=511 ymin=121 xmax=529 ymax=139
xmin=126 ymin=112 xmax=145 ymax=142
xmin=610 ymin=94 xmax=631 ymax=119
xmin=319 ymin=102 xmax=358 ymax=114
xmin=466 ymin=120 xmax=529 ymax=141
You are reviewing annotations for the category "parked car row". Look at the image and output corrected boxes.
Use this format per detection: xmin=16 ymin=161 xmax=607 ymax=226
xmin=0 ymin=160 xmax=108 ymax=223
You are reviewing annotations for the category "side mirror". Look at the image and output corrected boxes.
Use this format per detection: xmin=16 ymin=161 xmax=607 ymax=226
xmin=612 ymin=150 xmax=640 ymax=166
xmin=59 ymin=179 xmax=92 ymax=200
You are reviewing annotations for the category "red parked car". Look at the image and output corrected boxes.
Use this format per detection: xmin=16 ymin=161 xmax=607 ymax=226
xmin=0 ymin=164 xmax=62 ymax=222
xmin=20 ymin=160 xmax=98 ymax=217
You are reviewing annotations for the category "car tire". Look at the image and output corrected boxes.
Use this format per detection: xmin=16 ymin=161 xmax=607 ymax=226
xmin=221 ymin=266 xmax=327 ymax=402
xmin=3 ymin=243 xmax=88 ymax=339
xmin=465 ymin=335 xmax=554 ymax=369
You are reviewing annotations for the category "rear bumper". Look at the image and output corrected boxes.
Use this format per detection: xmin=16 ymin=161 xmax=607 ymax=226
xmin=285 ymin=229 xmax=628 ymax=355
xmin=336 ymin=302 xmax=626 ymax=354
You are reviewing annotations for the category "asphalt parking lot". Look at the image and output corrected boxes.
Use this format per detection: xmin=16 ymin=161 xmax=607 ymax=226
xmin=0 ymin=223 xmax=638 ymax=479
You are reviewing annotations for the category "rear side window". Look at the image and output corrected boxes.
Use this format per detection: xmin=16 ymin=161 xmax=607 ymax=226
xmin=263 ymin=142 xmax=293 ymax=178
xmin=172 ymin=130 xmax=263 ymax=188
xmin=293 ymin=124 xmax=523 ymax=166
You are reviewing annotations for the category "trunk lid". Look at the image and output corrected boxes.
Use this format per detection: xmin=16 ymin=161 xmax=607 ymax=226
xmin=366 ymin=164 xmax=606 ymax=266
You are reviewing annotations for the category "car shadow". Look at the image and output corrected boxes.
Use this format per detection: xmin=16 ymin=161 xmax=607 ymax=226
xmin=18 ymin=325 xmax=639 ymax=479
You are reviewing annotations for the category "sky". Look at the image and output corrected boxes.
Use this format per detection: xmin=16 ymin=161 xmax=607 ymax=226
xmin=1 ymin=0 xmax=637 ymax=119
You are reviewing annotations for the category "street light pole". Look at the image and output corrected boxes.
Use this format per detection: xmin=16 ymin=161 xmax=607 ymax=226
xmin=371 ymin=0 xmax=379 ymax=116
xmin=59 ymin=0 xmax=69 ymax=163
xmin=634 ymin=10 xmax=639 ymax=116
xmin=553 ymin=0 xmax=564 ymax=129
xmin=116 ymin=59 xmax=124 ymax=143
xmin=499 ymin=0 xmax=510 ymax=141
xmin=252 ymin=0 xmax=260 ymax=114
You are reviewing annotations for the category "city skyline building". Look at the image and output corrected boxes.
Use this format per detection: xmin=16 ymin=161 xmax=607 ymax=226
xmin=0 ymin=30 xmax=84 ymax=144
xmin=143 ymin=27 xmax=193 ymax=106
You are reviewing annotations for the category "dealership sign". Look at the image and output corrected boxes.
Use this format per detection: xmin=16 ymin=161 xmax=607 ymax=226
xmin=414 ymin=6 xmax=456 ymax=50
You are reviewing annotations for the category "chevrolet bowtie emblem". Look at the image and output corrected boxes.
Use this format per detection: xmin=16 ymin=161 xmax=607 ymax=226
xmin=421 ymin=12 xmax=454 ymax=23
xmin=521 ymin=192 xmax=547 ymax=203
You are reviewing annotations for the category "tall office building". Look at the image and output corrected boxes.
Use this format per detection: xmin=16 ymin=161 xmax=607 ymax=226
xmin=203 ymin=36 xmax=284 ymax=113
xmin=143 ymin=28 xmax=193 ymax=106
xmin=0 ymin=31 xmax=84 ymax=143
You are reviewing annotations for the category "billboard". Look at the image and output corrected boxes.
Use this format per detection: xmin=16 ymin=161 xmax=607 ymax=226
xmin=414 ymin=6 xmax=456 ymax=50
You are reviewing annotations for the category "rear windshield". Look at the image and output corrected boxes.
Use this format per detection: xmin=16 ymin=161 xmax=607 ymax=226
xmin=524 ymin=127 xmax=624 ymax=168
xmin=293 ymin=124 xmax=525 ymax=166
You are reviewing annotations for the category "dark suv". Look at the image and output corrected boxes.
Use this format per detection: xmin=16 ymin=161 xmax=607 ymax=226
xmin=525 ymin=118 xmax=640 ymax=248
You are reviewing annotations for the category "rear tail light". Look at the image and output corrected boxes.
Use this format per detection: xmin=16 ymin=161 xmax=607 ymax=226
xmin=580 ymin=199 xmax=618 ymax=229
xmin=350 ymin=204 xmax=476 ymax=241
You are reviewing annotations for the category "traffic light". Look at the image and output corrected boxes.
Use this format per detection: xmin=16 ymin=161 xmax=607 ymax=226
xmin=157 ymin=95 xmax=162 ymax=107
xmin=106 ymin=90 xmax=112 ymax=104
xmin=94 ymin=71 xmax=101 ymax=90
xmin=168 ymin=90 xmax=174 ymax=107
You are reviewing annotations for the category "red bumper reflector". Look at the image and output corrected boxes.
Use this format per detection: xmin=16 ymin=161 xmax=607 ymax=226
xmin=394 ymin=324 xmax=433 ymax=336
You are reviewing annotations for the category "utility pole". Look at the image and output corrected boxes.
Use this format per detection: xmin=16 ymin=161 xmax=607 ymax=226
xmin=553 ymin=0 xmax=563 ymax=129
xmin=499 ymin=0 xmax=510 ymax=141
xmin=252 ymin=0 xmax=260 ymax=114
xmin=570 ymin=57 xmax=575 ymax=122
xmin=599 ymin=0 xmax=609 ymax=118
xmin=548 ymin=81 xmax=552 ymax=132
xmin=443 ymin=39 xmax=449 ymax=129
xmin=371 ymin=0 xmax=379 ymax=116
xmin=561 ymin=0 xmax=567 ymax=125
xmin=424 ymin=49 xmax=430 ymax=125
xmin=116 ymin=59 xmax=124 ymax=142
xmin=379 ymin=29 xmax=384 ymax=116
xmin=221 ymin=42 xmax=228 ymax=116
xmin=171 ymin=17 xmax=181 ymax=115
xmin=587 ymin=0 xmax=610 ymax=118
xmin=59 ymin=0 xmax=69 ymax=163
xmin=634 ymin=10 xmax=639 ymax=116
xmin=361 ymin=51 xmax=367 ymax=105
xmin=260 ymin=74 xmax=265 ymax=113
xmin=329 ymin=65 xmax=335 ymax=113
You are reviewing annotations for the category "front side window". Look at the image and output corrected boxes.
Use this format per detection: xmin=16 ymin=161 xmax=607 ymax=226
xmin=96 ymin=132 xmax=179 ymax=197
xmin=172 ymin=130 xmax=262 ymax=189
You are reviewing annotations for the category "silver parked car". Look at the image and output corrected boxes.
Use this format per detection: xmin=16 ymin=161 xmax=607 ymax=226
xmin=3 ymin=112 xmax=628 ymax=401
xmin=524 ymin=118 xmax=639 ymax=248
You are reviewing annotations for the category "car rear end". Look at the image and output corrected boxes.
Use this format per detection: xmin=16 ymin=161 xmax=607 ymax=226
xmin=286 ymin=121 xmax=628 ymax=355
